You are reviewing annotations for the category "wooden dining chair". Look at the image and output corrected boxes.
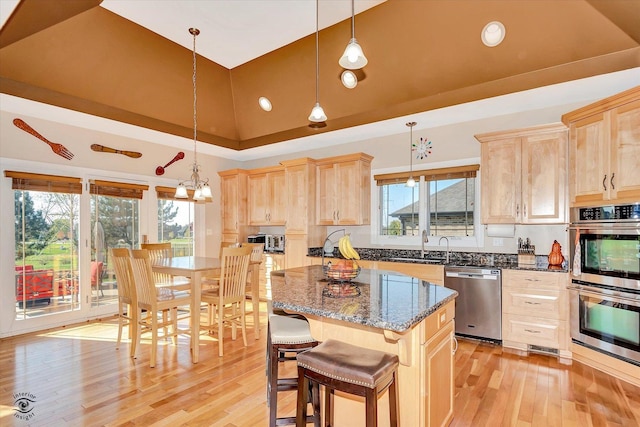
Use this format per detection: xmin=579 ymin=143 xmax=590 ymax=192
xmin=201 ymin=246 xmax=252 ymax=357
xmin=201 ymin=241 xmax=239 ymax=290
xmin=129 ymin=249 xmax=192 ymax=368
xmin=141 ymin=242 xmax=190 ymax=291
xmin=110 ymin=248 xmax=137 ymax=357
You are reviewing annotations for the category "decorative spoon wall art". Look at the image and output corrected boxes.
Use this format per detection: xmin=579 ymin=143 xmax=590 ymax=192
xmin=155 ymin=152 xmax=185 ymax=175
xmin=90 ymin=144 xmax=142 ymax=158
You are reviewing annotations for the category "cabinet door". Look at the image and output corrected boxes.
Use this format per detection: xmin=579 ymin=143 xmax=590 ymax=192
xmin=569 ymin=113 xmax=608 ymax=205
xmin=480 ymin=138 xmax=521 ymax=223
xmin=286 ymin=164 xmax=309 ymax=233
xmin=423 ymin=321 xmax=454 ymax=427
xmin=335 ymin=160 xmax=360 ymax=225
xmin=609 ymin=99 xmax=640 ymax=202
xmin=267 ymin=170 xmax=287 ymax=225
xmin=221 ymin=175 xmax=239 ymax=234
xmin=317 ymin=163 xmax=337 ymax=225
xmin=248 ymin=173 xmax=268 ymax=225
xmin=521 ymin=131 xmax=567 ymax=223
xmin=284 ymin=235 xmax=308 ymax=269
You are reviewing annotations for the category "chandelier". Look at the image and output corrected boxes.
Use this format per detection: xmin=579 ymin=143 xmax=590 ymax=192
xmin=175 ymin=27 xmax=212 ymax=201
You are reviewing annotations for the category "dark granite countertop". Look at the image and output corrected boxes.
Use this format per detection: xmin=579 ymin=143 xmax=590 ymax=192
xmin=309 ymin=248 xmax=568 ymax=273
xmin=270 ymin=265 xmax=458 ymax=333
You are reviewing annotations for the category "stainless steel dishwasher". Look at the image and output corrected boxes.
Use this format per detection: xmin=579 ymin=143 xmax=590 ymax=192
xmin=444 ymin=266 xmax=502 ymax=342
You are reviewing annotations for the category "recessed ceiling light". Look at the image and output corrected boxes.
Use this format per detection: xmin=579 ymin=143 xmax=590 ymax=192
xmin=258 ymin=96 xmax=272 ymax=111
xmin=481 ymin=21 xmax=506 ymax=47
xmin=341 ymin=70 xmax=358 ymax=89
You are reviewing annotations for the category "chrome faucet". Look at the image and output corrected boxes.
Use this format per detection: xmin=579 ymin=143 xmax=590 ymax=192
xmin=421 ymin=230 xmax=429 ymax=258
xmin=439 ymin=236 xmax=450 ymax=264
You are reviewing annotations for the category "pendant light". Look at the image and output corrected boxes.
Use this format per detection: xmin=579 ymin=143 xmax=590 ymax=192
xmin=175 ymin=28 xmax=212 ymax=201
xmin=309 ymin=0 xmax=327 ymax=123
xmin=338 ymin=0 xmax=368 ymax=70
xmin=406 ymin=121 xmax=417 ymax=187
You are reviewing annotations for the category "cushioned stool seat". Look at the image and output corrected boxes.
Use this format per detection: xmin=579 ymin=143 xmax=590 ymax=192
xmin=268 ymin=314 xmax=319 ymax=426
xmin=296 ymin=339 xmax=399 ymax=427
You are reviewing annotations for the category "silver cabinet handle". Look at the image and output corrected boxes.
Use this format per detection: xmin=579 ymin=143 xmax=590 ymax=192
xmin=603 ymin=174 xmax=607 ymax=191
xmin=524 ymin=329 xmax=541 ymax=334
xmin=452 ymin=336 xmax=458 ymax=355
xmin=516 ymin=204 xmax=519 ymax=216
xmin=524 ymin=204 xmax=527 ymax=217
xmin=611 ymin=172 xmax=615 ymax=190
xmin=524 ymin=301 xmax=541 ymax=305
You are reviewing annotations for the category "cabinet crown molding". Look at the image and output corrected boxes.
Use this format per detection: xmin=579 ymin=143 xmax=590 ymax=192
xmin=475 ymin=122 xmax=567 ymax=143
xmin=561 ymin=85 xmax=640 ymax=125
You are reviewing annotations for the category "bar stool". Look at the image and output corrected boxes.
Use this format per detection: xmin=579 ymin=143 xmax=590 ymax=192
xmin=295 ymin=339 xmax=399 ymax=427
xmin=268 ymin=312 xmax=319 ymax=426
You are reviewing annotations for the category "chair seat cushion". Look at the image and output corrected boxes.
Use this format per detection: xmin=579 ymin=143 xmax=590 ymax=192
xmin=297 ymin=339 xmax=399 ymax=389
xmin=269 ymin=315 xmax=316 ymax=345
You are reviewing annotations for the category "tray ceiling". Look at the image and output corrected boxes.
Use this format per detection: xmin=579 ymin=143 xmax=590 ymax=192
xmin=1 ymin=0 xmax=639 ymax=153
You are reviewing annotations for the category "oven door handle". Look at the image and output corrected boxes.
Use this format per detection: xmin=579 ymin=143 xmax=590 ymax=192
xmin=568 ymin=284 xmax=640 ymax=305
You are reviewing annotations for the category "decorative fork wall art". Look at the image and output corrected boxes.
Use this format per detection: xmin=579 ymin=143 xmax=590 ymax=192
xmin=13 ymin=118 xmax=74 ymax=160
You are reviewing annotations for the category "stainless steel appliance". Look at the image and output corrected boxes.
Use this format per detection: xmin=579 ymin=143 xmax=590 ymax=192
xmin=247 ymin=234 xmax=266 ymax=245
xmin=444 ymin=266 xmax=502 ymax=342
xmin=569 ymin=203 xmax=640 ymax=364
xmin=266 ymin=234 xmax=285 ymax=252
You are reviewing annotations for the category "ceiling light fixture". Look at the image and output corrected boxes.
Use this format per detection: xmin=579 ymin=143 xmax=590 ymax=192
xmin=339 ymin=0 xmax=368 ymax=69
xmin=481 ymin=21 xmax=506 ymax=47
xmin=406 ymin=121 xmax=417 ymax=187
xmin=258 ymin=96 xmax=272 ymax=111
xmin=309 ymin=0 xmax=327 ymax=125
xmin=341 ymin=70 xmax=358 ymax=89
xmin=175 ymin=28 xmax=211 ymax=202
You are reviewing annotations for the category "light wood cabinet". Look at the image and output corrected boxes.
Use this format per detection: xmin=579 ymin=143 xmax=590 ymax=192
xmin=476 ymin=123 xmax=568 ymax=224
xmin=422 ymin=314 xmax=455 ymax=427
xmin=259 ymin=253 xmax=285 ymax=300
xmin=219 ymin=169 xmax=253 ymax=242
xmin=562 ymin=86 xmax=640 ymax=206
xmin=502 ymin=269 xmax=570 ymax=357
xmin=247 ymin=166 xmax=286 ymax=225
xmin=316 ymin=153 xmax=373 ymax=225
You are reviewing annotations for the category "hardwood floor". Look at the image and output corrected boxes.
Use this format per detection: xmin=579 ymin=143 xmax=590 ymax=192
xmin=1 ymin=307 xmax=639 ymax=426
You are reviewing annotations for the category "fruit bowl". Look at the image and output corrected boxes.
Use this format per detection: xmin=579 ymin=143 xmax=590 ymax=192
xmin=323 ymin=260 xmax=361 ymax=282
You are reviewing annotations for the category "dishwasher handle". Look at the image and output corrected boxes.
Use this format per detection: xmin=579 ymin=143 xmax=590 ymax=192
xmin=445 ymin=271 xmax=500 ymax=280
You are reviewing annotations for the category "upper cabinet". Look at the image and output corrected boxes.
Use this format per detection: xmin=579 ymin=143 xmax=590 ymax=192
xmin=218 ymin=169 xmax=252 ymax=243
xmin=476 ymin=123 xmax=568 ymax=224
xmin=316 ymin=153 xmax=373 ymax=225
xmin=562 ymin=86 xmax=640 ymax=207
xmin=282 ymin=158 xmax=317 ymax=235
xmin=247 ymin=166 xmax=286 ymax=226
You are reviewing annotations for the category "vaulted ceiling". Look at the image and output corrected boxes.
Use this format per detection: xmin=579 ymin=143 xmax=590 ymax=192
xmin=1 ymin=0 xmax=639 ymax=152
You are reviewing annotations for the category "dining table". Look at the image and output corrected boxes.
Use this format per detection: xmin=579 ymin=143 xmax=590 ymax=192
xmin=151 ymin=255 xmax=262 ymax=363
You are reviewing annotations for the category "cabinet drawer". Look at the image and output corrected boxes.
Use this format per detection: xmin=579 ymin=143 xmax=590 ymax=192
xmin=503 ymin=287 xmax=566 ymax=320
xmin=423 ymin=300 xmax=455 ymax=344
xmin=503 ymin=269 xmax=567 ymax=291
xmin=502 ymin=313 xmax=567 ymax=349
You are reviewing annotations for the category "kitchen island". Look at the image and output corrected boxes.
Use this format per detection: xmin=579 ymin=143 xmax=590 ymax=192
xmin=271 ymin=265 xmax=458 ymax=427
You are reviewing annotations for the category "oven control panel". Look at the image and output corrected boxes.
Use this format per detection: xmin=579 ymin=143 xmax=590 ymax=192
xmin=576 ymin=204 xmax=640 ymax=221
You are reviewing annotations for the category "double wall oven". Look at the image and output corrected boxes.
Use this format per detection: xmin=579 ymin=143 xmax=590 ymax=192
xmin=569 ymin=204 xmax=640 ymax=365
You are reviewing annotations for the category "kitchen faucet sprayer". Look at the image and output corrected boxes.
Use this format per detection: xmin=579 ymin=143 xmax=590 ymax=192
xmin=439 ymin=236 xmax=450 ymax=264
xmin=421 ymin=230 xmax=428 ymax=258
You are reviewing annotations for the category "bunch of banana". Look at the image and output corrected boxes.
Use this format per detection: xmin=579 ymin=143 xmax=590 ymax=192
xmin=338 ymin=234 xmax=360 ymax=260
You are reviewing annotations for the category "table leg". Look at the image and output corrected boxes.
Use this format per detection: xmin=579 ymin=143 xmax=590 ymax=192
xmin=251 ymin=265 xmax=260 ymax=339
xmin=191 ymin=271 xmax=201 ymax=363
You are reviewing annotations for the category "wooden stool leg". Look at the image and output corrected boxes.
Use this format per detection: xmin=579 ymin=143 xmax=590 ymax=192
xmin=389 ymin=372 xmax=399 ymax=427
xmin=296 ymin=367 xmax=309 ymax=427
xmin=324 ymin=387 xmax=333 ymax=427
xmin=365 ymin=387 xmax=378 ymax=427
xmin=268 ymin=344 xmax=280 ymax=426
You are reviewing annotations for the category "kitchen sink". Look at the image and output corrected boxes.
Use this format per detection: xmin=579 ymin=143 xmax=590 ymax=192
xmin=384 ymin=257 xmax=445 ymax=264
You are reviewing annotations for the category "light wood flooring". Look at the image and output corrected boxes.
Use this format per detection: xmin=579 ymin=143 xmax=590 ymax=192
xmin=1 ymin=306 xmax=639 ymax=426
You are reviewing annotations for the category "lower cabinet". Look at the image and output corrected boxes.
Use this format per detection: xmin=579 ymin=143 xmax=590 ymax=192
xmin=259 ymin=253 xmax=285 ymax=300
xmin=502 ymin=269 xmax=570 ymax=357
xmin=421 ymin=309 xmax=455 ymax=426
